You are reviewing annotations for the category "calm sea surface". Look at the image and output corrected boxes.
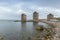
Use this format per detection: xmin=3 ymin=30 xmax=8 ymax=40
xmin=0 ymin=20 xmax=49 ymax=40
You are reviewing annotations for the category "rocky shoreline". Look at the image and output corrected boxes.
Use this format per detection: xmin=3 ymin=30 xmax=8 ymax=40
xmin=32 ymin=21 xmax=60 ymax=40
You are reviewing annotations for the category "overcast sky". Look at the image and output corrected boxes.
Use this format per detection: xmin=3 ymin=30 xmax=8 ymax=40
xmin=0 ymin=0 xmax=60 ymax=20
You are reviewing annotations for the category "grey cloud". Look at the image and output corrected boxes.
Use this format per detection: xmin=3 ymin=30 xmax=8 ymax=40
xmin=0 ymin=2 xmax=60 ymax=20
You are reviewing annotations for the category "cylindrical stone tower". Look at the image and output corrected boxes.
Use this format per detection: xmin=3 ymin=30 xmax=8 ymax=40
xmin=33 ymin=11 xmax=39 ymax=22
xmin=47 ymin=13 xmax=54 ymax=21
xmin=21 ymin=14 xmax=26 ymax=22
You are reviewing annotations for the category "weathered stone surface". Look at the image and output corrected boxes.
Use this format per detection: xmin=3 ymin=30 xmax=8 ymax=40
xmin=47 ymin=13 xmax=54 ymax=21
xmin=21 ymin=14 xmax=26 ymax=22
xmin=33 ymin=11 xmax=39 ymax=22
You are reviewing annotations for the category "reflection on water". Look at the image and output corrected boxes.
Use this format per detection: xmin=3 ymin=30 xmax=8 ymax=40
xmin=0 ymin=21 xmax=48 ymax=40
xmin=33 ymin=22 xmax=38 ymax=27
xmin=21 ymin=23 xmax=27 ymax=40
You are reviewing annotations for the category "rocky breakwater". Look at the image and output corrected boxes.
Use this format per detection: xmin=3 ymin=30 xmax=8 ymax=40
xmin=32 ymin=23 xmax=56 ymax=40
xmin=42 ymin=21 xmax=60 ymax=40
xmin=52 ymin=22 xmax=60 ymax=40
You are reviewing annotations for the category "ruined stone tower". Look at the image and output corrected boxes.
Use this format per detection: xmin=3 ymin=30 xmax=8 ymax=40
xmin=21 ymin=14 xmax=26 ymax=22
xmin=47 ymin=13 xmax=54 ymax=21
xmin=33 ymin=11 xmax=39 ymax=22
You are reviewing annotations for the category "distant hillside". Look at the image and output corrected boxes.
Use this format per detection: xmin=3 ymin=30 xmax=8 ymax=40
xmin=55 ymin=17 xmax=60 ymax=21
xmin=14 ymin=20 xmax=33 ymax=22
